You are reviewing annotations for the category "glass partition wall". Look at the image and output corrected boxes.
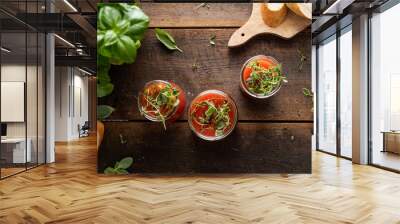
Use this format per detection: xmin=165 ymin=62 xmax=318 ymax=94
xmin=339 ymin=27 xmax=352 ymax=159
xmin=316 ymin=26 xmax=353 ymax=159
xmin=0 ymin=2 xmax=46 ymax=179
xmin=317 ymin=35 xmax=337 ymax=155
xmin=370 ymin=3 xmax=400 ymax=171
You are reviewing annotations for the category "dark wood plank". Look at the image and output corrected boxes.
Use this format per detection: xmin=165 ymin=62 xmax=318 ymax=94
xmin=141 ymin=3 xmax=251 ymax=28
xmin=98 ymin=122 xmax=312 ymax=173
xmin=101 ymin=28 xmax=312 ymax=121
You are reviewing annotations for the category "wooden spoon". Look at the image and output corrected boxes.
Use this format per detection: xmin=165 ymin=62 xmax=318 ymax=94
xmin=228 ymin=3 xmax=311 ymax=48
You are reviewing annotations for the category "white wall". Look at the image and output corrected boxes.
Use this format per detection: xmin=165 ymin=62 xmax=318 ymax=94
xmin=54 ymin=67 xmax=89 ymax=141
xmin=1 ymin=65 xmax=40 ymax=138
xmin=1 ymin=63 xmax=46 ymax=164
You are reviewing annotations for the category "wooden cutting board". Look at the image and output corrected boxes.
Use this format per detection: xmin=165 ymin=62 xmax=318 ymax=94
xmin=228 ymin=3 xmax=311 ymax=48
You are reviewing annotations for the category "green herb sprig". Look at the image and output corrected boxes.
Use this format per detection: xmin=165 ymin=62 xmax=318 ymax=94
xmin=141 ymin=83 xmax=180 ymax=130
xmin=297 ymin=48 xmax=307 ymax=71
xmin=155 ymin=28 xmax=183 ymax=53
xmin=97 ymin=3 xmax=149 ymax=120
xmin=302 ymin=88 xmax=314 ymax=112
xmin=245 ymin=62 xmax=287 ymax=96
xmin=192 ymin=100 xmax=231 ymax=136
xmin=104 ymin=157 xmax=133 ymax=175
xmin=302 ymin=88 xmax=313 ymax=97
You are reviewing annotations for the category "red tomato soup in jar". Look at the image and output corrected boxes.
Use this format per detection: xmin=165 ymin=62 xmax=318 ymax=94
xmin=240 ymin=55 xmax=287 ymax=99
xmin=188 ymin=90 xmax=238 ymax=141
xmin=138 ymin=80 xmax=186 ymax=129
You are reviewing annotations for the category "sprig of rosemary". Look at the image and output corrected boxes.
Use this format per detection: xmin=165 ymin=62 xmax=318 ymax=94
xmin=297 ymin=48 xmax=307 ymax=71
xmin=302 ymin=88 xmax=314 ymax=112
xmin=141 ymin=83 xmax=180 ymax=130
xmin=245 ymin=61 xmax=287 ymax=96
xmin=302 ymin=88 xmax=313 ymax=97
xmin=191 ymin=100 xmax=231 ymax=136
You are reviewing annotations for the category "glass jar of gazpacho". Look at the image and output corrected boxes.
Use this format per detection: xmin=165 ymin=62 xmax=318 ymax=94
xmin=138 ymin=80 xmax=186 ymax=129
xmin=240 ymin=55 xmax=287 ymax=99
xmin=188 ymin=90 xmax=238 ymax=141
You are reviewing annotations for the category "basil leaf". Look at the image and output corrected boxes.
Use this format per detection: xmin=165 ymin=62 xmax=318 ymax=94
xmin=100 ymin=6 xmax=121 ymax=28
xmin=99 ymin=44 xmax=112 ymax=58
xmin=117 ymin=157 xmax=133 ymax=169
xmin=97 ymin=82 xmax=114 ymax=98
xmin=97 ymin=70 xmax=110 ymax=84
xmin=123 ymin=5 xmax=149 ymax=39
xmin=104 ymin=167 xmax=116 ymax=174
xmin=97 ymin=3 xmax=149 ymax=66
xmin=97 ymin=105 xmax=115 ymax=120
xmin=205 ymin=106 xmax=216 ymax=118
xmin=103 ymin=30 xmax=118 ymax=46
xmin=116 ymin=169 xmax=129 ymax=174
xmin=109 ymin=36 xmax=139 ymax=65
xmin=155 ymin=28 xmax=183 ymax=52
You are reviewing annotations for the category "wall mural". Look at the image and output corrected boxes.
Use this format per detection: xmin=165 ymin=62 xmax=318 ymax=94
xmin=97 ymin=3 xmax=313 ymax=174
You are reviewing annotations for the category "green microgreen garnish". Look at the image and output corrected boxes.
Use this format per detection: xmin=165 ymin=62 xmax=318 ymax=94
xmin=302 ymin=88 xmax=313 ymax=97
xmin=297 ymin=48 xmax=307 ymax=71
xmin=302 ymin=87 xmax=314 ymax=112
xmin=191 ymin=100 xmax=231 ymax=137
xmin=245 ymin=61 xmax=287 ymax=96
xmin=141 ymin=83 xmax=180 ymax=130
xmin=192 ymin=60 xmax=199 ymax=72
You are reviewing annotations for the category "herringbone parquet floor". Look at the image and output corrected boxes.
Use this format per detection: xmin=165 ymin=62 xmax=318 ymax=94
xmin=1 ymin=136 xmax=400 ymax=224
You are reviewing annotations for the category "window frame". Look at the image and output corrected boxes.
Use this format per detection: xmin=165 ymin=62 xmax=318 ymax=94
xmin=315 ymin=24 xmax=353 ymax=161
xmin=367 ymin=0 xmax=400 ymax=173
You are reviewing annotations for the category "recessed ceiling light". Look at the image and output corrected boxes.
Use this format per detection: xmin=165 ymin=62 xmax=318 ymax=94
xmin=54 ymin=34 xmax=75 ymax=48
xmin=323 ymin=0 xmax=355 ymax=15
xmin=77 ymin=67 xmax=93 ymax=76
xmin=63 ymin=0 xmax=78 ymax=12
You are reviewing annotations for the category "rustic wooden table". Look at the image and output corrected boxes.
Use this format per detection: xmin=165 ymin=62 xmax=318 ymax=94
xmin=98 ymin=3 xmax=313 ymax=173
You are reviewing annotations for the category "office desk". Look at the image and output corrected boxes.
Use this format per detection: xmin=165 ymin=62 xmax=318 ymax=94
xmin=382 ymin=131 xmax=400 ymax=154
xmin=1 ymin=138 xmax=31 ymax=163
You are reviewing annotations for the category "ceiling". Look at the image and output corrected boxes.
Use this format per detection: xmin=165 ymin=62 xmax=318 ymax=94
xmin=0 ymin=0 xmax=391 ymax=72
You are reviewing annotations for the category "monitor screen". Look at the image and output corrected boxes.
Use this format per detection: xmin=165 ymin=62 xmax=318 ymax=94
xmin=1 ymin=123 xmax=7 ymax=137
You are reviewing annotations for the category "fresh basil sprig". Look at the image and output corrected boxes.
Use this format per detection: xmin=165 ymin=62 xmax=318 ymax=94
xmin=155 ymin=28 xmax=183 ymax=53
xmin=104 ymin=157 xmax=133 ymax=175
xmin=97 ymin=3 xmax=149 ymax=120
xmin=97 ymin=3 xmax=149 ymax=65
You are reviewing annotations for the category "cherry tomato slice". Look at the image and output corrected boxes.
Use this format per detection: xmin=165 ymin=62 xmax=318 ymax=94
xmin=258 ymin=59 xmax=273 ymax=69
xmin=242 ymin=67 xmax=252 ymax=81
